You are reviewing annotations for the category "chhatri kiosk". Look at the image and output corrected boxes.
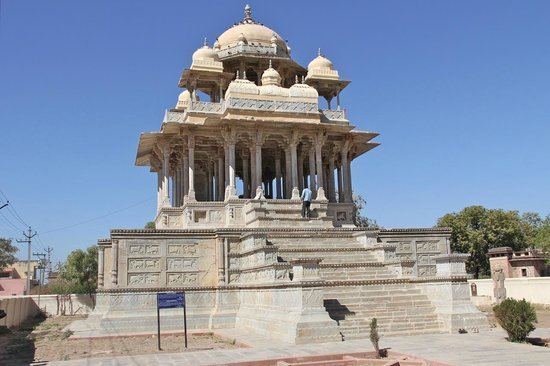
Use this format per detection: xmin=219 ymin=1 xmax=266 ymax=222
xmin=85 ymin=6 xmax=488 ymax=344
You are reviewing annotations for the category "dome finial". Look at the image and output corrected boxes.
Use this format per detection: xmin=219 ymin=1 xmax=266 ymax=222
xmin=243 ymin=4 xmax=254 ymax=23
xmin=203 ymin=37 xmax=208 ymax=47
xmin=317 ymin=48 xmax=322 ymax=57
xmin=269 ymin=59 xmax=273 ymax=69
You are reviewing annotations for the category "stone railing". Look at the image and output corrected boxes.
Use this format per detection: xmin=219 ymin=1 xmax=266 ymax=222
xmin=320 ymin=109 xmax=347 ymax=123
xmin=189 ymin=101 xmax=225 ymax=113
xmin=217 ymin=44 xmax=288 ymax=59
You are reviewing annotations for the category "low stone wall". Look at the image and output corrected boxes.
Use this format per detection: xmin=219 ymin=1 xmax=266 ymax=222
xmin=468 ymin=277 xmax=550 ymax=305
xmin=0 ymin=296 xmax=40 ymax=328
xmin=0 ymin=294 xmax=95 ymax=328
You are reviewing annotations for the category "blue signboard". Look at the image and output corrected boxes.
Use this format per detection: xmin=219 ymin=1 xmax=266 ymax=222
xmin=157 ymin=292 xmax=185 ymax=309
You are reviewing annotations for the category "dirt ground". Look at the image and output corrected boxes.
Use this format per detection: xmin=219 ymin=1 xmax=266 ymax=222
xmin=477 ymin=305 xmax=550 ymax=328
xmin=0 ymin=315 xmax=241 ymax=365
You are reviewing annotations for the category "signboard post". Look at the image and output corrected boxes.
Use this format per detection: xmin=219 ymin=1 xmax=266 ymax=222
xmin=156 ymin=292 xmax=187 ymax=351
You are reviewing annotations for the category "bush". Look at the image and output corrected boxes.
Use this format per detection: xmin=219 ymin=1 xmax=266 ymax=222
xmin=493 ymin=298 xmax=537 ymax=342
xmin=369 ymin=318 xmax=380 ymax=358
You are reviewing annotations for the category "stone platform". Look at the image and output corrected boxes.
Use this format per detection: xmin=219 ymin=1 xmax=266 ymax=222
xmin=74 ymin=227 xmax=488 ymax=344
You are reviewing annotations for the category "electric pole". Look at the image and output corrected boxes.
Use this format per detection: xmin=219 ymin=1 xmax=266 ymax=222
xmin=44 ymin=246 xmax=54 ymax=279
xmin=17 ymin=226 xmax=37 ymax=295
xmin=33 ymin=252 xmax=46 ymax=306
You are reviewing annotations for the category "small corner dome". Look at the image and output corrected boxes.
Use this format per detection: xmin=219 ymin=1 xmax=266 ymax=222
xmin=307 ymin=54 xmax=334 ymax=71
xmin=289 ymin=83 xmax=318 ymax=99
xmin=176 ymin=90 xmax=199 ymax=109
xmin=192 ymin=45 xmax=219 ymax=62
xmin=261 ymin=63 xmax=281 ymax=86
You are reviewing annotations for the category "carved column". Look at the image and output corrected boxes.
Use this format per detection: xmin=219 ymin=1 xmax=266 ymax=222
xmin=315 ymin=133 xmax=325 ymax=190
xmin=254 ymin=136 xmax=263 ymax=192
xmin=275 ymin=151 xmax=282 ymax=199
xmin=187 ymin=136 xmax=196 ymax=201
xmin=242 ymin=149 xmax=250 ymax=198
xmin=341 ymin=140 xmax=351 ymax=203
xmin=161 ymin=144 xmax=171 ymax=207
xmin=182 ymin=153 xmax=189 ymax=202
xmin=110 ymin=240 xmax=118 ymax=286
xmin=217 ymin=148 xmax=224 ymax=201
xmin=346 ymin=158 xmax=353 ymax=203
xmin=250 ymin=145 xmax=256 ymax=195
xmin=328 ymin=154 xmax=336 ymax=202
xmin=176 ymin=166 xmax=182 ymax=206
xmin=284 ymin=145 xmax=292 ymax=198
xmin=227 ymin=141 xmax=237 ymax=199
xmin=98 ymin=246 xmax=104 ymax=288
xmin=290 ymin=141 xmax=298 ymax=191
xmin=337 ymin=165 xmax=343 ymax=203
xmin=298 ymin=152 xmax=304 ymax=192
xmin=207 ymin=162 xmax=213 ymax=201
xmin=308 ymin=146 xmax=316 ymax=190
xmin=156 ymin=169 xmax=162 ymax=213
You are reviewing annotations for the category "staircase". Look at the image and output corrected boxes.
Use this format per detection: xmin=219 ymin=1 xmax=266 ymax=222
xmin=269 ymin=232 xmax=444 ymax=339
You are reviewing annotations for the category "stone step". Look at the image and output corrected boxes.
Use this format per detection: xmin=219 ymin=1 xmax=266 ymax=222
xmin=323 ymin=293 xmax=429 ymax=302
xmin=342 ymin=327 xmax=444 ymax=339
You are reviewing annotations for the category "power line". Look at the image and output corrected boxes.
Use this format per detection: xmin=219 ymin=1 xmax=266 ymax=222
xmin=0 ymin=188 xmax=29 ymax=227
xmin=39 ymin=197 xmax=153 ymax=235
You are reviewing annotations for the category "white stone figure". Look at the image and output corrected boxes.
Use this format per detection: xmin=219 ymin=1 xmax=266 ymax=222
xmin=291 ymin=187 xmax=300 ymax=200
xmin=254 ymin=186 xmax=265 ymax=200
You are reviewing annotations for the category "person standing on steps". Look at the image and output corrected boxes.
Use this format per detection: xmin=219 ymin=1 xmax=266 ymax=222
xmin=301 ymin=186 xmax=312 ymax=219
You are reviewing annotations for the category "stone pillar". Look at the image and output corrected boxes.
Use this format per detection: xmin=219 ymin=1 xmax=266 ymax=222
xmin=156 ymin=169 xmax=162 ymax=212
xmin=98 ymin=246 xmax=104 ymax=288
xmin=250 ymin=145 xmax=256 ymax=195
xmin=255 ymin=141 xmax=262 ymax=192
xmin=284 ymin=146 xmax=291 ymax=198
xmin=226 ymin=140 xmax=237 ymax=200
xmin=224 ymin=144 xmax=230 ymax=189
xmin=308 ymin=146 xmax=316 ymax=190
xmin=187 ymin=136 xmax=196 ymax=201
xmin=111 ymin=240 xmax=118 ymax=286
xmin=337 ymin=165 xmax=343 ymax=203
xmin=315 ymin=135 xmax=324 ymax=190
xmin=176 ymin=166 xmax=182 ymax=206
xmin=345 ymin=158 xmax=353 ymax=203
xmin=161 ymin=144 xmax=171 ymax=207
xmin=207 ymin=162 xmax=213 ymax=201
xmin=242 ymin=150 xmax=250 ymax=198
xmin=217 ymin=149 xmax=224 ymax=201
xmin=328 ymin=156 xmax=336 ymax=203
xmin=275 ymin=152 xmax=282 ymax=199
xmin=290 ymin=142 xmax=298 ymax=191
xmin=298 ymin=153 xmax=304 ymax=192
xmin=183 ymin=154 xmax=189 ymax=201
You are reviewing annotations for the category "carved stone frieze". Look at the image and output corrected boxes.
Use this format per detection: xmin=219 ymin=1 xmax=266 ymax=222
xmin=128 ymin=273 xmax=160 ymax=286
xmin=167 ymin=257 xmax=198 ymax=271
xmin=128 ymin=244 xmax=160 ymax=256
xmin=167 ymin=272 xmax=198 ymax=285
xmin=167 ymin=243 xmax=197 ymax=256
xmin=128 ymin=258 xmax=160 ymax=272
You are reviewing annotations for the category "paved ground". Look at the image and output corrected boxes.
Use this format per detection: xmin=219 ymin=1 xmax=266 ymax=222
xmin=49 ymin=328 xmax=550 ymax=366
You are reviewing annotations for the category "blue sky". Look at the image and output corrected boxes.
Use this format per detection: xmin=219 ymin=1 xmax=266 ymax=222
xmin=1 ymin=1 xmax=549 ymax=263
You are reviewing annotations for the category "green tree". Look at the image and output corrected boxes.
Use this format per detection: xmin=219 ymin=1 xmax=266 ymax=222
xmin=437 ymin=206 xmax=529 ymax=278
xmin=56 ymin=245 xmax=98 ymax=294
xmin=144 ymin=221 xmax=156 ymax=229
xmin=0 ymin=238 xmax=18 ymax=269
xmin=353 ymin=194 xmax=380 ymax=228
xmin=532 ymin=216 xmax=550 ymax=256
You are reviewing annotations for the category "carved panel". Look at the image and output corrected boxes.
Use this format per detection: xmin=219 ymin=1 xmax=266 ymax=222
xmin=166 ymin=257 xmax=198 ymax=271
xmin=416 ymin=240 xmax=440 ymax=253
xmin=128 ymin=273 xmax=159 ymax=286
xmin=417 ymin=254 xmax=435 ymax=265
xmin=418 ymin=265 xmax=437 ymax=277
xmin=128 ymin=258 xmax=160 ymax=272
xmin=128 ymin=244 xmax=159 ymax=256
xmin=167 ymin=272 xmax=198 ymax=286
xmin=391 ymin=241 xmax=413 ymax=253
xmin=167 ymin=243 xmax=197 ymax=256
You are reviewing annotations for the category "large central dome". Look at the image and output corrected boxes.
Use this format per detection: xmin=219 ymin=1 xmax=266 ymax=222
xmin=216 ymin=5 xmax=288 ymax=53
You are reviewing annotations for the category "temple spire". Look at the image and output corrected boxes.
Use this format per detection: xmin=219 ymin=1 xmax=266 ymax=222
xmin=242 ymin=4 xmax=257 ymax=24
